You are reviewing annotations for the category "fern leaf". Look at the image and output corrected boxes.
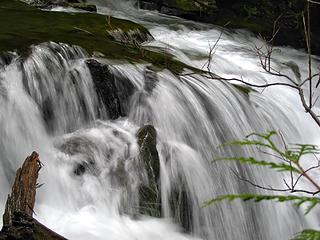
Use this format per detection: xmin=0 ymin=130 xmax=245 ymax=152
xmin=203 ymin=194 xmax=320 ymax=214
xmin=293 ymin=229 xmax=320 ymax=240
xmin=216 ymin=157 xmax=300 ymax=173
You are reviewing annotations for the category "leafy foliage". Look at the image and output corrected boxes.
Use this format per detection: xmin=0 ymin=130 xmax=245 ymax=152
xmin=203 ymin=193 xmax=320 ymax=214
xmin=222 ymin=131 xmax=319 ymax=161
xmin=293 ymin=230 xmax=320 ymax=240
xmin=217 ymin=156 xmax=300 ymax=173
xmin=219 ymin=131 xmax=319 ymax=174
xmin=208 ymin=131 xmax=320 ymax=239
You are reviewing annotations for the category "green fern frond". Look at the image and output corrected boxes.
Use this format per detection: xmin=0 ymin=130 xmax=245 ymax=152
xmin=221 ymin=132 xmax=319 ymax=165
xmin=203 ymin=194 xmax=320 ymax=214
xmin=216 ymin=157 xmax=300 ymax=173
xmin=221 ymin=139 xmax=271 ymax=148
xmin=246 ymin=131 xmax=277 ymax=139
xmin=293 ymin=229 xmax=320 ymax=240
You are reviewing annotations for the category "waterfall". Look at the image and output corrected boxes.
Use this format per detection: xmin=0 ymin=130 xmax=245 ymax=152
xmin=1 ymin=2 xmax=320 ymax=240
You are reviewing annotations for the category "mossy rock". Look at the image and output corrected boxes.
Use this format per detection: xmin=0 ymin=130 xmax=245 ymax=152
xmin=0 ymin=0 xmax=197 ymax=74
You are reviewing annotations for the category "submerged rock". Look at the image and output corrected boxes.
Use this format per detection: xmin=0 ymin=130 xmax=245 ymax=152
xmin=136 ymin=125 xmax=161 ymax=217
xmin=169 ymin=187 xmax=193 ymax=233
xmin=144 ymin=67 xmax=159 ymax=94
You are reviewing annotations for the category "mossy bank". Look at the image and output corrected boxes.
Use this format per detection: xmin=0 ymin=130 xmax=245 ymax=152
xmin=0 ymin=0 xmax=194 ymax=74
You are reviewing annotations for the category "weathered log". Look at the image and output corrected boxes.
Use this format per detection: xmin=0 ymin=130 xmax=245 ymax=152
xmin=3 ymin=152 xmax=40 ymax=227
xmin=0 ymin=152 xmax=67 ymax=240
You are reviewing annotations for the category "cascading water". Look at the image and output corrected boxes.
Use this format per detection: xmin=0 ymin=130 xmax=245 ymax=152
xmin=1 ymin=1 xmax=320 ymax=240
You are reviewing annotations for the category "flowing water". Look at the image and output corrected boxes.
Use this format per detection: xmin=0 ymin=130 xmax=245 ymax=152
xmin=1 ymin=1 xmax=320 ymax=239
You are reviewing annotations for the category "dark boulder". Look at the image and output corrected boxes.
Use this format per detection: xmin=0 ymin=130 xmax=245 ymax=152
xmin=136 ymin=125 xmax=161 ymax=217
xmin=85 ymin=59 xmax=135 ymax=120
xmin=0 ymin=52 xmax=17 ymax=69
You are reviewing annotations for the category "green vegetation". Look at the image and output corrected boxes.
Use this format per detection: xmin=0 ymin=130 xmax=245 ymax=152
xmin=206 ymin=131 xmax=320 ymax=239
xmin=0 ymin=0 xmax=147 ymax=56
xmin=204 ymin=194 xmax=320 ymax=215
xmin=293 ymin=230 xmax=320 ymax=240
xmin=0 ymin=0 xmax=194 ymax=74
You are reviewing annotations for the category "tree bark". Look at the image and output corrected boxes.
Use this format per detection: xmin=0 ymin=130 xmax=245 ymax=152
xmin=0 ymin=152 xmax=67 ymax=240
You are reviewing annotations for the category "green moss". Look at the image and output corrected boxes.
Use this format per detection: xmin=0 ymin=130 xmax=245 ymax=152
xmin=0 ymin=0 xmax=196 ymax=73
xmin=0 ymin=0 xmax=143 ymax=54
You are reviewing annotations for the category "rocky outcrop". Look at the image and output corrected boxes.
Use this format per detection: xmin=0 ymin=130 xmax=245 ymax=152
xmin=136 ymin=125 xmax=161 ymax=217
xmin=85 ymin=59 xmax=135 ymax=120
xmin=138 ymin=0 xmax=320 ymax=54
xmin=0 ymin=152 xmax=67 ymax=240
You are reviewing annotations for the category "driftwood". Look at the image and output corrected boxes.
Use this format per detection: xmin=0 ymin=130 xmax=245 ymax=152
xmin=0 ymin=152 xmax=67 ymax=240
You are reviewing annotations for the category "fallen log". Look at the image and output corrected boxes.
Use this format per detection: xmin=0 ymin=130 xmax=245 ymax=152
xmin=0 ymin=151 xmax=67 ymax=240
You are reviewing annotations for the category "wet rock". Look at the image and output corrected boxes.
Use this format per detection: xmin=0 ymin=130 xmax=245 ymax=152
xmin=136 ymin=125 xmax=161 ymax=217
xmin=144 ymin=67 xmax=158 ymax=94
xmin=160 ymin=144 xmax=193 ymax=233
xmin=85 ymin=59 xmax=135 ymax=120
xmin=0 ymin=52 xmax=17 ymax=69
xmin=25 ymin=0 xmax=97 ymax=12
xmin=57 ymin=135 xmax=99 ymax=176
